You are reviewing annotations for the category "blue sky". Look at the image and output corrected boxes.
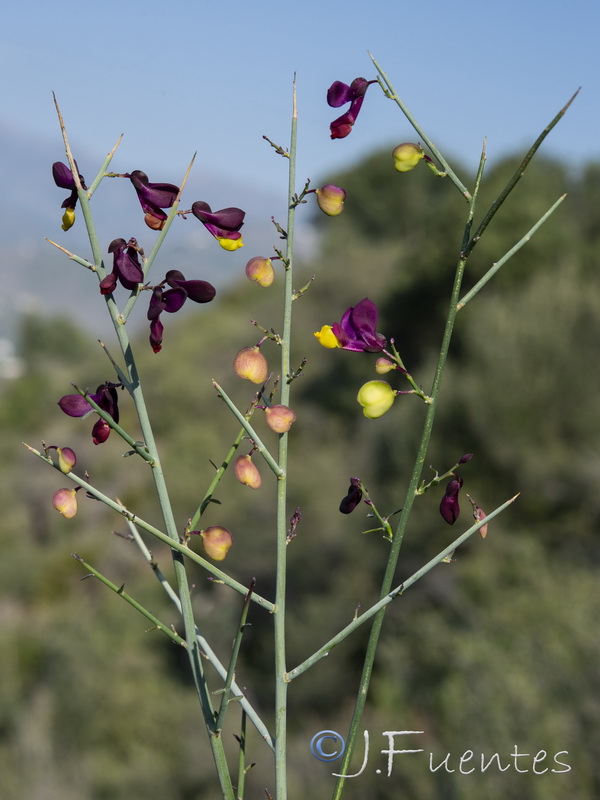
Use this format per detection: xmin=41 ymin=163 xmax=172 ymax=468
xmin=2 ymin=0 xmax=598 ymax=195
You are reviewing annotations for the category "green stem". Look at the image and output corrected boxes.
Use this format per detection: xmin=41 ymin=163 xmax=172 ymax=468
xmin=287 ymin=493 xmax=518 ymax=680
xmin=126 ymin=520 xmax=274 ymax=749
xmin=369 ymin=54 xmax=471 ymax=201
xmin=25 ymin=443 xmax=275 ymax=612
xmin=72 ymin=553 xmax=186 ymax=646
xmin=212 ymin=382 xmax=284 ymax=478
xmin=189 ymin=425 xmax=248 ymax=531
xmin=330 ymin=146 xmax=486 ymax=800
xmin=463 ymin=89 xmax=579 ymax=259
xmin=71 ymin=384 xmax=156 ymax=464
xmin=273 ymin=76 xmax=299 ymax=800
xmin=86 ymin=134 xmax=123 ymax=197
xmin=458 ymin=193 xmax=567 ymax=309
xmin=236 ymin=711 xmax=249 ymax=800
xmin=215 ymin=580 xmax=256 ymax=732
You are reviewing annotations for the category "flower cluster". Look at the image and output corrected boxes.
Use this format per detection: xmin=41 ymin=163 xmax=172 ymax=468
xmin=148 ymin=270 xmax=216 ymax=353
xmin=100 ymin=238 xmax=144 ymax=294
xmin=192 ymin=202 xmax=245 ymax=251
xmin=327 ymin=77 xmax=376 ymax=139
xmin=127 ymin=170 xmax=180 ymax=230
xmin=52 ymin=161 xmax=87 ymax=231
xmin=58 ymin=382 xmax=121 ymax=444
xmin=314 ymin=298 xmax=387 ymax=352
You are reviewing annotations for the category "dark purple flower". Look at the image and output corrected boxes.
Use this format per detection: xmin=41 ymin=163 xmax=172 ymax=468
xmin=332 ymin=298 xmax=387 ymax=352
xmin=327 ymin=77 xmax=375 ymax=140
xmin=339 ymin=477 xmax=363 ymax=514
xmin=191 ymin=201 xmax=245 ymax=251
xmin=147 ymin=269 xmax=216 ymax=353
xmin=99 ymin=238 xmax=144 ymax=294
xmin=58 ymin=382 xmax=120 ymax=445
xmin=52 ymin=161 xmax=87 ymax=230
xmin=127 ymin=170 xmax=179 ymax=231
xmin=440 ymin=477 xmax=463 ymax=525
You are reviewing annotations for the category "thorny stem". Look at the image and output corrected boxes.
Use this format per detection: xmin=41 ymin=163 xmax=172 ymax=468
xmin=330 ymin=144 xmax=487 ymax=800
xmin=369 ymin=54 xmax=471 ymax=201
xmin=287 ymin=493 xmax=518 ymax=680
xmin=125 ymin=518 xmax=274 ymax=749
xmin=53 ymin=101 xmax=235 ymax=800
xmin=25 ymin=443 xmax=274 ymax=612
xmin=272 ymin=74 xmax=299 ymax=800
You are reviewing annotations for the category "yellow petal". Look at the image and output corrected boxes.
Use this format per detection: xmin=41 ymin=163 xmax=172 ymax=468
xmin=314 ymin=325 xmax=340 ymax=349
xmin=218 ymin=236 xmax=244 ymax=251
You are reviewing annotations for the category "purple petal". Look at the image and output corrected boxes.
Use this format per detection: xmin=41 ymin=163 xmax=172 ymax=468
xmin=96 ymin=384 xmax=119 ymax=424
xmin=348 ymin=77 xmax=370 ymax=99
xmin=58 ymin=394 xmax=95 ymax=418
xmin=191 ymin=201 xmax=245 ymax=235
xmin=149 ymin=318 xmax=164 ymax=353
xmin=330 ymin=110 xmax=356 ymax=140
xmin=339 ymin=477 xmax=363 ymax=514
xmin=440 ymin=478 xmax=463 ymax=525
xmin=114 ymin=248 xmax=143 ymax=289
xmin=162 ymin=287 xmax=187 ymax=313
xmin=52 ymin=162 xmax=76 ymax=190
xmin=92 ymin=418 xmax=111 ymax=445
xmin=99 ymin=272 xmax=118 ymax=295
xmin=327 ymin=81 xmax=353 ymax=108
xmin=147 ymin=287 xmax=166 ymax=320
xmin=129 ymin=171 xmax=179 ymax=210
xmin=166 ymin=271 xmax=216 ymax=304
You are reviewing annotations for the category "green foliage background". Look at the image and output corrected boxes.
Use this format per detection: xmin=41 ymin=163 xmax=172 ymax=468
xmin=1 ymin=149 xmax=599 ymax=799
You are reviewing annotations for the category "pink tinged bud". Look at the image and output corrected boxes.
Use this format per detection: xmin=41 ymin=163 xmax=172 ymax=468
xmin=392 ymin=143 xmax=425 ymax=173
xmin=245 ymin=256 xmax=275 ymax=287
xmin=315 ymin=184 xmax=346 ymax=216
xmin=265 ymin=405 xmax=297 ymax=433
xmin=233 ymin=346 xmax=268 ymax=384
xmin=357 ymin=380 xmax=395 ymax=419
xmin=52 ymin=488 xmax=78 ymax=519
xmin=233 ymin=454 xmax=262 ymax=489
xmin=375 ymin=357 xmax=395 ymax=374
xmin=475 ymin=506 xmax=488 ymax=539
xmin=199 ymin=526 xmax=233 ymax=561
xmin=467 ymin=494 xmax=488 ymax=538
xmin=57 ymin=447 xmax=77 ymax=474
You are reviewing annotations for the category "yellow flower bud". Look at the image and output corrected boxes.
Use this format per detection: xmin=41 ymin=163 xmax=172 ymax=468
xmin=233 ymin=346 xmax=269 ymax=384
xmin=392 ymin=143 xmax=425 ymax=173
xmin=61 ymin=208 xmax=76 ymax=231
xmin=375 ymin=357 xmax=394 ymax=374
xmin=315 ymin=184 xmax=346 ymax=216
xmin=357 ymin=380 xmax=395 ymax=419
xmin=200 ymin=526 xmax=233 ymax=561
xmin=314 ymin=325 xmax=340 ymax=349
